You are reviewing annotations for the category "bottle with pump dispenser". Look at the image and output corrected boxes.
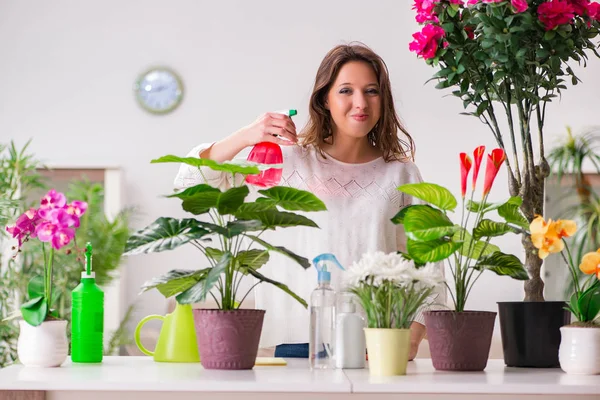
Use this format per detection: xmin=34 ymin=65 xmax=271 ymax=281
xmin=335 ymin=292 xmax=366 ymax=369
xmin=309 ymin=253 xmax=344 ymax=370
xmin=245 ymin=109 xmax=297 ymax=188
xmin=71 ymin=242 xmax=104 ymax=363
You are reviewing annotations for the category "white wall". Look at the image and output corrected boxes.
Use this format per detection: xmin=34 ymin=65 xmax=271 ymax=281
xmin=1 ymin=0 xmax=599 ymax=343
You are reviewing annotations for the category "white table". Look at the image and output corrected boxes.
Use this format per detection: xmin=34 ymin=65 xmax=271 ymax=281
xmin=0 ymin=357 xmax=598 ymax=400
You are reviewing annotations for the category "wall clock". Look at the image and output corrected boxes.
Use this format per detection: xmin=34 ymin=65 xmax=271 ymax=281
xmin=134 ymin=67 xmax=183 ymax=114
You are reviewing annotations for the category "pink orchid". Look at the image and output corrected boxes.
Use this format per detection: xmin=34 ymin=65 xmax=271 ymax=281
xmin=409 ymin=25 xmax=447 ymax=60
xmin=35 ymin=222 xmax=58 ymax=243
xmin=538 ymin=0 xmax=576 ymax=30
xmin=512 ymin=0 xmax=528 ymax=13
xmin=6 ymin=208 xmax=41 ymax=246
xmin=39 ymin=189 xmax=66 ymax=209
xmin=52 ymin=227 xmax=75 ymax=250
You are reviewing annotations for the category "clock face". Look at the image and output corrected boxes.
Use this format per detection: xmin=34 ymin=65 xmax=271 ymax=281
xmin=134 ymin=68 xmax=183 ymax=114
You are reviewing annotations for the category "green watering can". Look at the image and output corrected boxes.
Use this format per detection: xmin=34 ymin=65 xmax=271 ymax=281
xmin=135 ymin=303 xmax=200 ymax=363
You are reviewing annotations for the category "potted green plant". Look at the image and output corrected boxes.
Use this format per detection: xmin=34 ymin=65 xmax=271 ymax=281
xmin=344 ymin=251 xmax=445 ymax=376
xmin=5 ymin=189 xmax=88 ymax=367
xmin=392 ymin=146 xmax=528 ymax=371
xmin=527 ymin=215 xmax=600 ymax=374
xmin=124 ymin=155 xmax=326 ymax=370
xmin=409 ymin=0 xmax=600 ymax=367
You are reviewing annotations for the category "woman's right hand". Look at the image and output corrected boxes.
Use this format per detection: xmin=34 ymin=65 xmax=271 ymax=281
xmin=235 ymin=113 xmax=298 ymax=147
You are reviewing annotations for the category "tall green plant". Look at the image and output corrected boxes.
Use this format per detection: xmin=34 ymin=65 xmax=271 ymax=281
xmin=124 ymin=155 xmax=326 ymax=310
xmin=409 ymin=0 xmax=600 ymax=301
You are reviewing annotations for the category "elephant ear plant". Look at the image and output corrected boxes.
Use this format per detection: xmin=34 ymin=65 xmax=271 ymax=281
xmin=391 ymin=146 xmax=529 ymax=372
xmin=123 ymin=155 xmax=326 ymax=369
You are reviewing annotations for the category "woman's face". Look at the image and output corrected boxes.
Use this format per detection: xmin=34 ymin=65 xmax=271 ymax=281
xmin=326 ymin=61 xmax=381 ymax=140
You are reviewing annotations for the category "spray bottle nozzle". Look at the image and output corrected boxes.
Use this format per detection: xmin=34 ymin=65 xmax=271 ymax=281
xmin=312 ymin=253 xmax=344 ymax=283
xmin=83 ymin=242 xmax=95 ymax=278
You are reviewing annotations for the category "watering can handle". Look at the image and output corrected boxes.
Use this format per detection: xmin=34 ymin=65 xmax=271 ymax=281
xmin=134 ymin=315 xmax=165 ymax=357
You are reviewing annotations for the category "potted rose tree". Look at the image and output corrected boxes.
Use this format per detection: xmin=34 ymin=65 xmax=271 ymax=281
xmin=392 ymin=146 xmax=528 ymax=371
xmin=344 ymin=251 xmax=445 ymax=376
xmin=528 ymin=215 xmax=600 ymax=374
xmin=5 ymin=190 xmax=87 ymax=367
xmin=124 ymin=155 xmax=326 ymax=370
xmin=409 ymin=0 xmax=600 ymax=367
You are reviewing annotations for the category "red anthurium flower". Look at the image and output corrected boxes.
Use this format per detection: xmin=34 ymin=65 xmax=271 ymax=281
xmin=472 ymin=146 xmax=485 ymax=190
xmin=245 ymin=142 xmax=283 ymax=188
xmin=483 ymin=148 xmax=506 ymax=195
xmin=460 ymin=153 xmax=472 ymax=198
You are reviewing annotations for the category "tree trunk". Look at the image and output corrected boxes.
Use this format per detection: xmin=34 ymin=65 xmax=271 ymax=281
xmin=518 ymin=161 xmax=548 ymax=302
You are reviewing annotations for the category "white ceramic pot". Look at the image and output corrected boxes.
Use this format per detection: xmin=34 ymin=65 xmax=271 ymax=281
xmin=559 ymin=326 xmax=600 ymax=375
xmin=17 ymin=320 xmax=68 ymax=367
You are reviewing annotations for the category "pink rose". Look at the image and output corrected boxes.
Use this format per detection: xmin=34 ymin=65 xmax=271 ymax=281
xmin=538 ymin=0 xmax=576 ymax=30
xmin=409 ymin=24 xmax=447 ymax=60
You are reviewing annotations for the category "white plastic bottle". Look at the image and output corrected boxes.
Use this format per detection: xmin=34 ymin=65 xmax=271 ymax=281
xmin=335 ymin=293 xmax=366 ymax=369
xmin=309 ymin=253 xmax=344 ymax=370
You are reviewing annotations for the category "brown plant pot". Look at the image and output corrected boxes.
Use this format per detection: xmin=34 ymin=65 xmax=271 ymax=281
xmin=424 ymin=310 xmax=496 ymax=371
xmin=192 ymin=309 xmax=265 ymax=370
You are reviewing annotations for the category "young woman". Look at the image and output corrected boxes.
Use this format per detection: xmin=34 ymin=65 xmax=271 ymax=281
xmin=174 ymin=43 xmax=446 ymax=360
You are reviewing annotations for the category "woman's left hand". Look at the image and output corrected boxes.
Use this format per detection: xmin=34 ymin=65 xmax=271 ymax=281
xmin=409 ymin=321 xmax=426 ymax=361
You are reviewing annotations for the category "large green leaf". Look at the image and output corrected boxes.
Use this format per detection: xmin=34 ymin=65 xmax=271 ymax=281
xmin=473 ymin=219 xmax=518 ymax=240
xmin=466 ymin=196 xmax=522 ymax=214
xmin=390 ymin=205 xmax=412 ymax=225
xmin=168 ymin=184 xmax=220 ymax=200
xmin=453 ymin=229 xmax=500 ymax=259
xmin=474 ymin=252 xmax=529 ymax=280
xmin=27 ymin=276 xmax=59 ymax=307
xmin=256 ymin=187 xmax=327 ymax=212
xmin=397 ymin=183 xmax=457 ymax=211
xmin=244 ymin=234 xmax=310 ymax=269
xmin=498 ymin=202 xmax=529 ymax=229
xmin=246 ymin=268 xmax=307 ymax=308
xmin=406 ymin=238 xmax=462 ymax=264
xmin=577 ymin=280 xmax=600 ymax=322
xmin=236 ymin=209 xmax=319 ymax=229
xmin=403 ymin=205 xmax=457 ymax=241
xmin=151 ymin=155 xmax=260 ymax=175
xmin=176 ymin=252 xmax=232 ymax=304
xmin=217 ymin=186 xmax=250 ymax=215
xmin=179 ymin=186 xmax=250 ymax=216
xmin=124 ymin=217 xmax=210 ymax=255
xmin=140 ymin=269 xmax=210 ymax=298
xmin=222 ymin=220 xmax=264 ymax=237
xmin=21 ymin=296 xmax=48 ymax=327
xmin=237 ymin=201 xmax=277 ymax=214
xmin=237 ymin=250 xmax=270 ymax=272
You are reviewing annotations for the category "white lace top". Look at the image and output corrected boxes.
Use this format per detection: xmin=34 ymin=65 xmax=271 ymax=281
xmin=174 ymin=143 xmax=447 ymax=347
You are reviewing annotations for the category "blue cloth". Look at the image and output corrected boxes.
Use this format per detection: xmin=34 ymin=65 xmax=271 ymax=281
xmin=274 ymin=343 xmax=309 ymax=358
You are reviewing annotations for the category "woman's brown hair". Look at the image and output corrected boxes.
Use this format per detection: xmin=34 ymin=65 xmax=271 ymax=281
xmin=300 ymin=43 xmax=415 ymax=162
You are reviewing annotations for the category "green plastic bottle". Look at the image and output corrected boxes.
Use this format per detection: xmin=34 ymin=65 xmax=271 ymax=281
xmin=71 ymin=242 xmax=104 ymax=363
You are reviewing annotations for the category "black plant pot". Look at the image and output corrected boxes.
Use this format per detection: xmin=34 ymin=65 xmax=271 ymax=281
xmin=498 ymin=301 xmax=571 ymax=368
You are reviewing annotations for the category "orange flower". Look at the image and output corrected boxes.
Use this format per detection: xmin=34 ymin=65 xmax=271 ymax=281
xmin=580 ymin=249 xmax=600 ymax=279
xmin=530 ymin=216 xmax=577 ymax=259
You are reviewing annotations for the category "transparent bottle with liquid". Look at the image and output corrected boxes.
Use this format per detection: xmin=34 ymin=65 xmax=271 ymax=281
xmin=309 ymin=253 xmax=344 ymax=370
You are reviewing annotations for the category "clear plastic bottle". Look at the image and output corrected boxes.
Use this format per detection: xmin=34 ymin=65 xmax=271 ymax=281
xmin=309 ymin=253 xmax=344 ymax=370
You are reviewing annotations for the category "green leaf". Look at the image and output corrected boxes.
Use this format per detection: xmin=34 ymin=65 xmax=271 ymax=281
xmin=205 ymin=247 xmax=224 ymax=261
xmin=221 ymin=220 xmax=264 ymax=238
xmin=453 ymin=229 xmax=500 ymax=259
xmin=473 ymin=252 xmax=529 ymax=280
xmin=217 ymin=186 xmax=250 ymax=215
xmin=245 ymin=269 xmax=307 ymax=308
xmin=396 ymin=182 xmax=457 ymax=211
xmin=167 ymin=184 xmax=220 ymax=200
xmin=257 ymin=187 xmax=327 ymax=212
xmin=544 ymin=30 xmax=556 ymax=41
xmin=176 ymin=252 xmax=232 ymax=304
xmin=244 ymin=234 xmax=310 ymax=269
xmin=140 ymin=269 xmax=210 ymax=298
xmin=467 ymin=196 xmax=522 ymax=214
xmin=27 ymin=276 xmax=59 ymax=307
xmin=577 ymin=280 xmax=600 ymax=322
xmin=124 ymin=217 xmax=210 ymax=255
xmin=236 ymin=209 xmax=319 ymax=229
xmin=406 ymin=238 xmax=462 ymax=264
xmin=473 ymin=219 xmax=518 ymax=240
xmin=151 ymin=155 xmax=260 ymax=175
xmin=498 ymin=202 xmax=529 ymax=229
xmin=390 ymin=206 xmax=411 ymax=224
xmin=20 ymin=296 xmax=48 ymax=327
xmin=236 ymin=249 xmax=270 ymax=272
xmin=403 ymin=205 xmax=457 ymax=241
xmin=237 ymin=201 xmax=277 ymax=214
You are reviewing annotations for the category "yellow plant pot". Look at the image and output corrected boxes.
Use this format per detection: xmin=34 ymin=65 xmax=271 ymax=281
xmin=364 ymin=328 xmax=411 ymax=376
